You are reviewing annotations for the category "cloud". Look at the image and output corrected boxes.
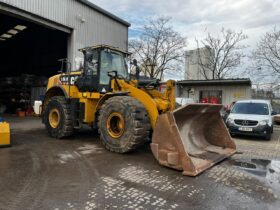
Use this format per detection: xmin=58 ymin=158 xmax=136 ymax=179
xmin=90 ymin=0 xmax=280 ymax=81
xmin=90 ymin=0 xmax=279 ymax=45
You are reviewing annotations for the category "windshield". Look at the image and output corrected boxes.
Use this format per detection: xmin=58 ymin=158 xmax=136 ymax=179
xmin=100 ymin=50 xmax=128 ymax=85
xmin=231 ymin=102 xmax=269 ymax=115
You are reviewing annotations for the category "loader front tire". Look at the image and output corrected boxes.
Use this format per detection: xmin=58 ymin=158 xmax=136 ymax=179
xmin=44 ymin=96 xmax=74 ymax=138
xmin=98 ymin=96 xmax=150 ymax=153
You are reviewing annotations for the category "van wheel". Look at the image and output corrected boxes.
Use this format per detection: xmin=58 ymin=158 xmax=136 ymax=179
xmin=265 ymin=132 xmax=271 ymax=141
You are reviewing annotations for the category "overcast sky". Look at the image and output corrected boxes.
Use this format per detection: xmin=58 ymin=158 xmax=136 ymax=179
xmin=90 ymin=0 xmax=280 ymax=82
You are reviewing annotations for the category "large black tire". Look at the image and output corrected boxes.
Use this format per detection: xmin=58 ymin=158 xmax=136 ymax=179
xmin=98 ymin=96 xmax=151 ymax=153
xmin=43 ymin=96 xmax=74 ymax=138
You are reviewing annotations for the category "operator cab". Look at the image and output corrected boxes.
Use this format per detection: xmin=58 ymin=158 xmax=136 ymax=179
xmin=75 ymin=45 xmax=129 ymax=93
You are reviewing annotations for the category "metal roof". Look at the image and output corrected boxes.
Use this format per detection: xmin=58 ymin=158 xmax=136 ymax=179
xmin=177 ymin=79 xmax=251 ymax=86
xmin=78 ymin=0 xmax=131 ymax=27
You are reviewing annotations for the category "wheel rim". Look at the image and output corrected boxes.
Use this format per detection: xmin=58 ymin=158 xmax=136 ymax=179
xmin=106 ymin=112 xmax=125 ymax=138
xmin=49 ymin=108 xmax=60 ymax=128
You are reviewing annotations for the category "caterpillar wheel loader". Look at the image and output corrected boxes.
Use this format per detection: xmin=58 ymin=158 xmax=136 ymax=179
xmin=42 ymin=45 xmax=236 ymax=176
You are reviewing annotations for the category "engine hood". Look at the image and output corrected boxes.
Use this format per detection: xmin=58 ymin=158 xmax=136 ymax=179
xmin=228 ymin=113 xmax=270 ymax=121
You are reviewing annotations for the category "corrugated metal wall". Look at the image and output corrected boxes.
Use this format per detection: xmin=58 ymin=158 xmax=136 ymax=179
xmin=0 ymin=0 xmax=128 ymax=65
xmin=179 ymin=85 xmax=252 ymax=106
xmin=0 ymin=0 xmax=68 ymax=24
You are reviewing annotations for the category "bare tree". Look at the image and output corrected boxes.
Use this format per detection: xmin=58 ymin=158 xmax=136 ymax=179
xmin=129 ymin=17 xmax=186 ymax=79
xmin=253 ymin=27 xmax=280 ymax=74
xmin=196 ymin=28 xmax=247 ymax=80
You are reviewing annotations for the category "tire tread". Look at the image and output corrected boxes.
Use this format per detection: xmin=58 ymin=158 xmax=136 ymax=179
xmin=98 ymin=96 xmax=151 ymax=153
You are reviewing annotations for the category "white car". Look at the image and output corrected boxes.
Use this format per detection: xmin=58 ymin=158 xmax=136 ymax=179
xmin=226 ymin=100 xmax=277 ymax=140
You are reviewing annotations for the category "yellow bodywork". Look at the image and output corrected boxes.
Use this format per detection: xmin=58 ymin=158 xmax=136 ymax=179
xmin=0 ymin=122 xmax=10 ymax=147
xmin=45 ymin=73 xmax=176 ymax=129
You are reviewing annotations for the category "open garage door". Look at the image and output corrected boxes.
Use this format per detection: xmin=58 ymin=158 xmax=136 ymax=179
xmin=0 ymin=12 xmax=69 ymax=114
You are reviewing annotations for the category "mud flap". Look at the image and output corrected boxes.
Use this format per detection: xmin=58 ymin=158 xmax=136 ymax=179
xmin=151 ymin=104 xmax=236 ymax=176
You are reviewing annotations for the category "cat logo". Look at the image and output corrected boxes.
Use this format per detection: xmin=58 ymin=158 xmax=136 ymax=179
xmin=60 ymin=75 xmax=79 ymax=85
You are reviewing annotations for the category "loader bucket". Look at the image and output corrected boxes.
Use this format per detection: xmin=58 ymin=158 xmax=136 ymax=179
xmin=151 ymin=104 xmax=236 ymax=176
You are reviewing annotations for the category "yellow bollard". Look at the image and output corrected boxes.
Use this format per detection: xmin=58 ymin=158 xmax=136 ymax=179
xmin=0 ymin=122 xmax=10 ymax=147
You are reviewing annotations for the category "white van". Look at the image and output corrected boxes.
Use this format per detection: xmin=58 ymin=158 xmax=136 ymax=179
xmin=226 ymin=100 xmax=276 ymax=140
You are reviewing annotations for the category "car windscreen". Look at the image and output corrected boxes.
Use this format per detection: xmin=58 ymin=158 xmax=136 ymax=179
xmin=231 ymin=102 xmax=269 ymax=115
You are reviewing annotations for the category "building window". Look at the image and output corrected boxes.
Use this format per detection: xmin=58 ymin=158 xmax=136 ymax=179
xmin=199 ymin=90 xmax=222 ymax=104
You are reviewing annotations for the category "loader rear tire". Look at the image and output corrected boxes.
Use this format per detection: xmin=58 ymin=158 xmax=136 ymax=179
xmin=44 ymin=96 xmax=74 ymax=138
xmin=98 ymin=96 xmax=150 ymax=153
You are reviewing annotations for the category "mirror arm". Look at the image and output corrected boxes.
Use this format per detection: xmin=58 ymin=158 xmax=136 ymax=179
xmin=108 ymin=71 xmax=121 ymax=91
xmin=114 ymin=77 xmax=121 ymax=91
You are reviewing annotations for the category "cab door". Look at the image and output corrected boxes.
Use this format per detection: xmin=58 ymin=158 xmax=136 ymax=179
xmin=98 ymin=50 xmax=114 ymax=93
xmin=75 ymin=50 xmax=100 ymax=92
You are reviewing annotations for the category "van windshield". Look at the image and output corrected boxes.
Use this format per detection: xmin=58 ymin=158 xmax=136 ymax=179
xmin=231 ymin=102 xmax=269 ymax=115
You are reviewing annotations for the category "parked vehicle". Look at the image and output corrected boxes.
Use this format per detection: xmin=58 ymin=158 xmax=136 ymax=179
xmin=221 ymin=101 xmax=236 ymax=122
xmin=226 ymin=100 xmax=277 ymax=140
xmin=274 ymin=114 xmax=280 ymax=125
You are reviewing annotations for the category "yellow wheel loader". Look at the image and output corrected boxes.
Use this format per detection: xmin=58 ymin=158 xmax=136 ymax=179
xmin=42 ymin=45 xmax=236 ymax=176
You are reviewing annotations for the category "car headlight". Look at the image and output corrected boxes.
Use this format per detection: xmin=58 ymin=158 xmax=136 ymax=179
xmin=227 ymin=117 xmax=234 ymax=124
xmin=259 ymin=120 xmax=268 ymax=126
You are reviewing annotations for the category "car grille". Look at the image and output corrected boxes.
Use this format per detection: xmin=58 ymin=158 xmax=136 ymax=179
xmin=234 ymin=119 xmax=258 ymax=126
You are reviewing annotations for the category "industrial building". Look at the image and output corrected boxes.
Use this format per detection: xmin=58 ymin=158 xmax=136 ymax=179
xmin=185 ymin=47 xmax=215 ymax=80
xmin=0 ymin=0 xmax=130 ymax=114
xmin=183 ymin=47 xmax=252 ymax=106
xmin=176 ymin=79 xmax=252 ymax=107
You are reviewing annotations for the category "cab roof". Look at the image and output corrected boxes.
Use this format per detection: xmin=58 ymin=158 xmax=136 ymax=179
xmin=79 ymin=45 xmax=130 ymax=55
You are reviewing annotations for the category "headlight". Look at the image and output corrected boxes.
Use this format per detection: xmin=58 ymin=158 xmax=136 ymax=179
xmin=259 ymin=120 xmax=268 ymax=125
xmin=227 ymin=117 xmax=234 ymax=124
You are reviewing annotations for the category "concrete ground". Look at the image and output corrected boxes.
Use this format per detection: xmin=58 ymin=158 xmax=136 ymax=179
xmin=1 ymin=116 xmax=280 ymax=210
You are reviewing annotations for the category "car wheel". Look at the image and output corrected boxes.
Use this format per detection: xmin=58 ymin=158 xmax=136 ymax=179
xmin=265 ymin=132 xmax=271 ymax=141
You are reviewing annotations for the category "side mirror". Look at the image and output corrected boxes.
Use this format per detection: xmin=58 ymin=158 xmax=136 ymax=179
xmin=272 ymin=110 xmax=277 ymax=116
xmin=107 ymin=71 xmax=118 ymax=77
xmin=226 ymin=109 xmax=231 ymax=114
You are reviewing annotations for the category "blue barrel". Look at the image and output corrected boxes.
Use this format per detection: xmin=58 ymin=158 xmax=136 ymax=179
xmin=0 ymin=117 xmax=3 ymax=122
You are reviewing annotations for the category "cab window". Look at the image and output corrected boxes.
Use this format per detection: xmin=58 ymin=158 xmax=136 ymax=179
xmin=100 ymin=51 xmax=128 ymax=85
xmin=86 ymin=51 xmax=99 ymax=76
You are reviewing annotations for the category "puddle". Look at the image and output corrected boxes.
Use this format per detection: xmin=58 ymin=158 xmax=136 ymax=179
xmin=251 ymin=159 xmax=271 ymax=167
xmin=229 ymin=160 xmax=256 ymax=169
xmin=228 ymin=158 xmax=280 ymax=182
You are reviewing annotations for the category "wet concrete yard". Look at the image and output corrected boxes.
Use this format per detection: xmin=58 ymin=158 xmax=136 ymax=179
xmin=1 ymin=116 xmax=280 ymax=209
